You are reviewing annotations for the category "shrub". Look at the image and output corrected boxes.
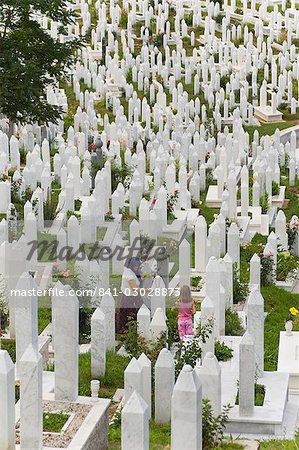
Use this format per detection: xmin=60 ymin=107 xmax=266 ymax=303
xmin=79 ymin=307 xmax=94 ymax=343
xmin=175 ymin=321 xmax=214 ymax=377
xmin=123 ymin=319 xmax=167 ymax=364
xmin=260 ymin=192 xmax=270 ymax=214
xmin=225 ymin=308 xmax=244 ymax=336
xmin=44 ymin=195 xmax=59 ymax=221
xmin=184 ymin=13 xmax=193 ymax=26
xmin=233 ymin=263 xmax=249 ymax=304
xmin=202 ymin=399 xmax=232 ymax=450
xmin=276 ymin=251 xmax=299 ymax=281
xmin=191 ymin=276 xmax=202 ymax=290
xmin=167 ymin=190 xmax=179 ymax=221
xmin=215 ymin=341 xmax=234 ymax=361
xmin=111 ymin=160 xmax=133 ymax=192
xmin=272 ymin=181 xmax=279 ymax=196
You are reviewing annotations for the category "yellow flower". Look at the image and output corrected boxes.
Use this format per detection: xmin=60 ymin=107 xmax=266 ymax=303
xmin=15 ymin=382 xmax=20 ymax=387
xmin=289 ymin=307 xmax=299 ymax=316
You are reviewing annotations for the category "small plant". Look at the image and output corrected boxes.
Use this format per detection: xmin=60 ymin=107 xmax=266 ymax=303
xmin=184 ymin=13 xmax=193 ymax=26
xmin=44 ymin=195 xmax=59 ymax=221
xmin=215 ymin=341 xmax=234 ymax=362
xmin=202 ymin=399 xmax=232 ymax=450
xmin=272 ymin=181 xmax=279 ymax=196
xmin=105 ymin=211 xmax=114 ymax=222
xmin=286 ymin=307 xmax=299 ymax=323
xmin=225 ymin=308 xmax=244 ymax=336
xmin=110 ymin=408 xmax=122 ymax=428
xmin=232 ymin=263 xmax=249 ymax=304
xmin=191 ymin=276 xmax=202 ymax=291
xmin=123 ymin=319 xmax=167 ymax=364
xmin=277 ymin=251 xmax=299 ymax=281
xmin=167 ymin=190 xmax=179 ymax=221
xmin=235 ymin=383 xmax=266 ymax=407
xmin=175 ymin=320 xmax=215 ymax=377
xmin=260 ymin=192 xmax=269 ymax=214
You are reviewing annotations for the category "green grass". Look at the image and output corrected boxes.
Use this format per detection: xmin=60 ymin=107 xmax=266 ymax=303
xmin=79 ymin=351 xmax=129 ymax=398
xmin=262 ymin=286 xmax=299 ymax=371
xmin=0 ymin=339 xmax=16 ymax=362
xmin=38 ymin=304 xmax=52 ymax=334
xmin=43 ymin=412 xmax=69 ymax=433
xmin=259 ymin=434 xmax=299 ymax=449
xmin=244 ymin=122 xmax=294 ymax=143
xmin=235 ymin=383 xmax=266 ymax=406
xmin=37 ymin=232 xmax=58 ymax=262
xmin=109 ymin=421 xmax=245 ymax=449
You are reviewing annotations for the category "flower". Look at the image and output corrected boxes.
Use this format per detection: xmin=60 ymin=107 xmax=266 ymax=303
xmin=52 ymin=262 xmax=60 ymax=267
xmin=290 ymin=307 xmax=298 ymax=316
xmin=63 ymin=271 xmax=70 ymax=278
xmin=286 ymin=307 xmax=299 ymax=322
xmin=152 ymin=199 xmax=157 ymax=205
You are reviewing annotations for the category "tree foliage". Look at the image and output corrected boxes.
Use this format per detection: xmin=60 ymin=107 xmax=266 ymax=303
xmin=0 ymin=0 xmax=80 ymax=124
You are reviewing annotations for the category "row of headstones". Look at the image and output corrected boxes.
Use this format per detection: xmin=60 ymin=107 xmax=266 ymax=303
xmin=0 ymin=272 xmax=117 ymax=447
xmin=121 ymin=323 xmax=262 ymax=449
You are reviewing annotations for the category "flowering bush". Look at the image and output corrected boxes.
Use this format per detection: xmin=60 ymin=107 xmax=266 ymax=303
xmin=277 ymin=251 xmax=299 ymax=281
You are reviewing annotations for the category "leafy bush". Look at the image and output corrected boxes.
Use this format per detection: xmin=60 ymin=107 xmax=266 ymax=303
xmin=233 ymin=263 xmax=249 ymax=304
xmin=215 ymin=341 xmax=234 ymax=361
xmin=191 ymin=276 xmax=202 ymax=290
xmin=111 ymin=161 xmax=133 ymax=193
xmin=214 ymin=14 xmax=223 ymax=24
xmin=79 ymin=307 xmax=94 ymax=343
xmin=123 ymin=319 xmax=167 ymax=364
xmin=276 ymin=251 xmax=299 ymax=281
xmin=184 ymin=13 xmax=193 ymax=26
xmin=202 ymin=399 xmax=232 ymax=450
xmin=225 ymin=308 xmax=244 ymax=336
xmin=260 ymin=192 xmax=270 ymax=214
xmin=175 ymin=321 xmax=215 ymax=377
xmin=44 ymin=195 xmax=59 ymax=221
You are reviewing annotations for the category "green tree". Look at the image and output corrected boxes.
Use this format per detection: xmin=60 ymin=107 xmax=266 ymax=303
xmin=0 ymin=0 xmax=80 ymax=133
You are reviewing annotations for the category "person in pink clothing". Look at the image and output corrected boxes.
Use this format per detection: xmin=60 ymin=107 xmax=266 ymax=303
xmin=177 ymin=285 xmax=196 ymax=340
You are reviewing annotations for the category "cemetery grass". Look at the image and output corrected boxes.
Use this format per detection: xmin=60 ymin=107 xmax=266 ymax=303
xmin=244 ymin=122 xmax=294 ymax=143
xmin=43 ymin=412 xmax=69 ymax=433
xmin=78 ymin=351 xmax=129 ymax=398
xmin=108 ymin=422 xmax=244 ymax=449
xmin=239 ymin=236 xmax=299 ymax=371
xmin=262 ymin=286 xmax=299 ymax=371
xmin=259 ymin=434 xmax=299 ymax=449
xmin=38 ymin=296 xmax=52 ymax=334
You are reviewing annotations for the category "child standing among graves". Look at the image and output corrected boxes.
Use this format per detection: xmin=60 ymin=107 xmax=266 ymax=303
xmin=177 ymin=285 xmax=196 ymax=340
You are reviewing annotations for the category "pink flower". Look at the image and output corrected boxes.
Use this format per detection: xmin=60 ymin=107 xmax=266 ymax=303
xmin=63 ymin=271 xmax=70 ymax=278
xmin=52 ymin=262 xmax=60 ymax=267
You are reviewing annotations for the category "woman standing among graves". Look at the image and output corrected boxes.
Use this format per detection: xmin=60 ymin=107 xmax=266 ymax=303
xmin=116 ymin=257 xmax=144 ymax=333
xmin=177 ymin=285 xmax=196 ymax=340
